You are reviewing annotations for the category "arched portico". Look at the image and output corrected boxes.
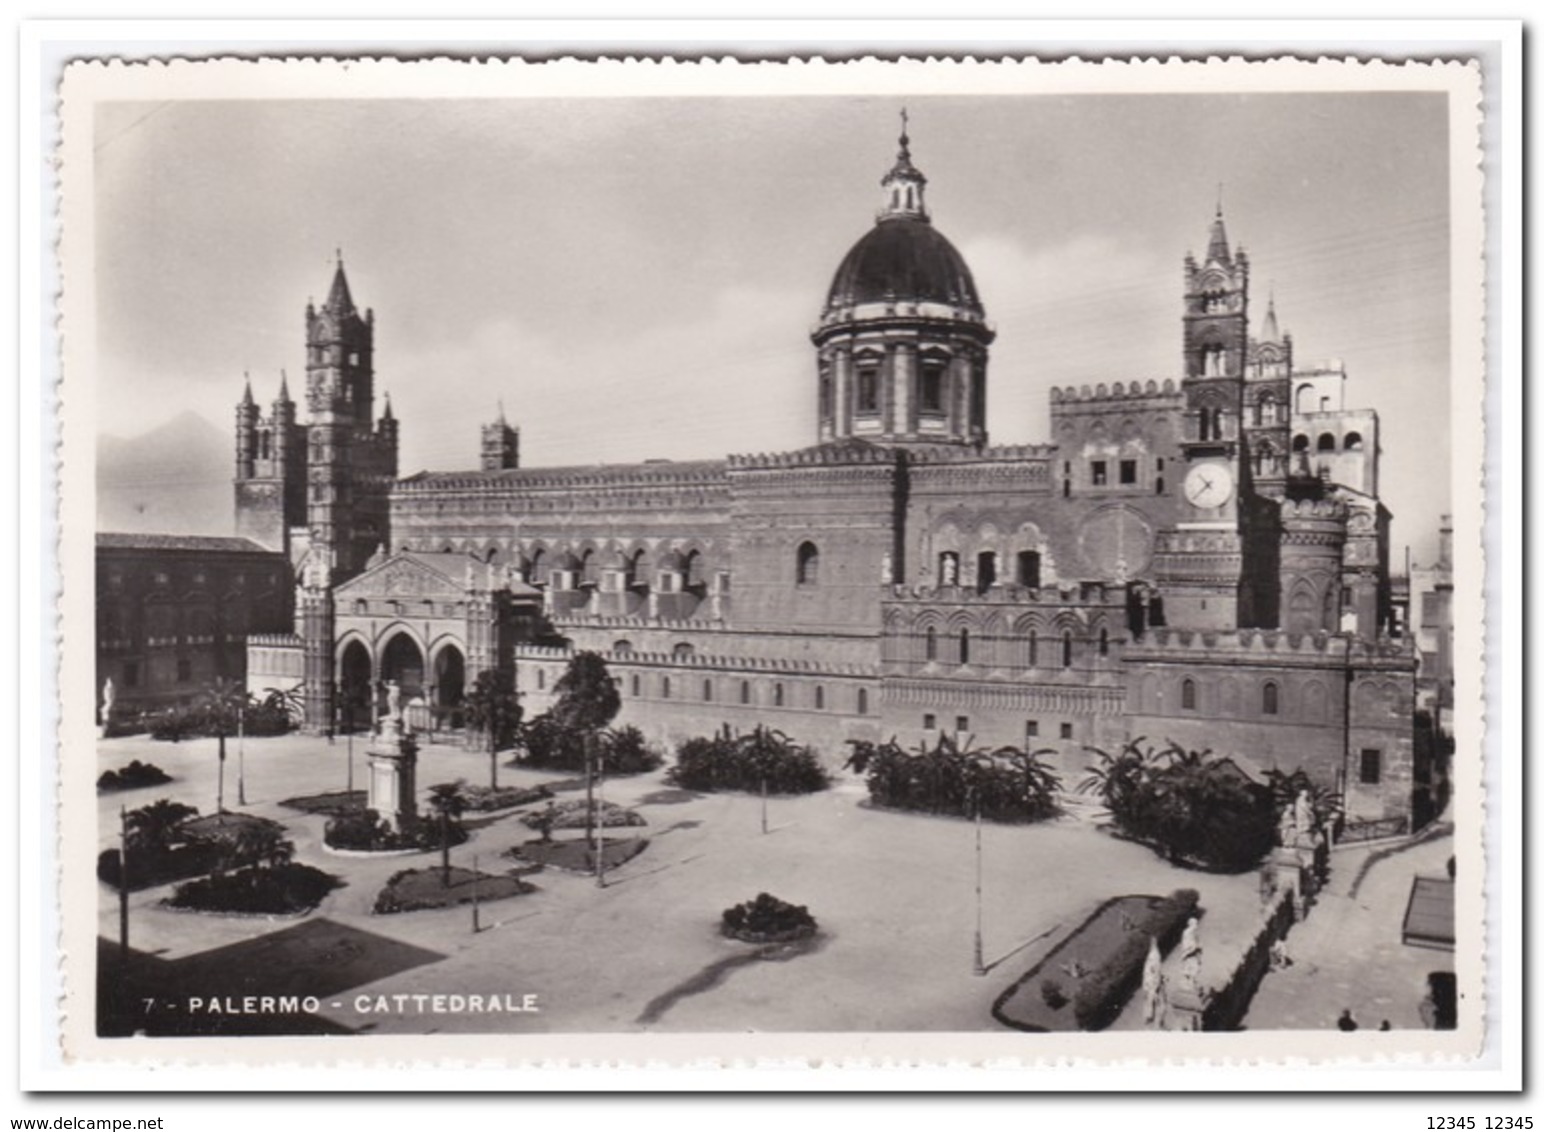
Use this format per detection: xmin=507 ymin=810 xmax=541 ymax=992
xmin=379 ymin=631 xmax=427 ymax=704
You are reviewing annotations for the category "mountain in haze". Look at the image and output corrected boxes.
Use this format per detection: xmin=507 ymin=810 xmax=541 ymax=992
xmin=98 ymin=411 xmax=235 ymax=537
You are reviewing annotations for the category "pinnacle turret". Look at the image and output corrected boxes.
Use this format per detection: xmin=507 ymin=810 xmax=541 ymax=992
xmin=324 ymin=250 xmax=356 ymax=316
xmin=879 ymin=109 xmax=929 ymax=223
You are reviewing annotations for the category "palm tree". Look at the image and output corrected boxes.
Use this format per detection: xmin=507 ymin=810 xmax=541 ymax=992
xmin=426 ymin=781 xmax=468 ymax=887
xmin=551 ymin=653 xmax=620 ymax=864
xmin=195 ymin=678 xmax=245 ymax=812
xmin=124 ymin=799 xmax=198 ymax=857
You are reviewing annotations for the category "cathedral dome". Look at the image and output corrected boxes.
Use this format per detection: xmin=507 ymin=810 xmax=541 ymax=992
xmin=823 ymin=218 xmax=983 ymax=316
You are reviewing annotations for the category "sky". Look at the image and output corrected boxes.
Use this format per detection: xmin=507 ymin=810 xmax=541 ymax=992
xmin=93 ymin=91 xmax=1453 ymax=564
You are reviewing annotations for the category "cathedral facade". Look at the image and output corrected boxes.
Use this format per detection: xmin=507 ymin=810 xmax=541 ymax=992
xmin=242 ymin=128 xmax=1424 ymax=825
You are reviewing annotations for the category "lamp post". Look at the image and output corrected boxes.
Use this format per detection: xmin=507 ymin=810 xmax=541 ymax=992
xmin=972 ymin=785 xmax=986 ymax=977
xmin=118 ymin=804 xmax=130 ymax=968
xmin=594 ymin=740 xmax=607 ymax=889
xmin=236 ymin=704 xmax=247 ymax=806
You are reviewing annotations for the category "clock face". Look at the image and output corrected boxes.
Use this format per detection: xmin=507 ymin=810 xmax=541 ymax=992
xmin=1183 ymin=463 xmax=1235 ymax=510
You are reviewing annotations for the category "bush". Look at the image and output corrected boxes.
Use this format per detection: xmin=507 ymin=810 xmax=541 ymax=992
xmin=516 ymin=715 xmax=665 ymax=776
xmin=721 ymin=892 xmax=817 ymax=942
xmin=457 ymin=783 xmax=552 ymax=813
xmin=97 ymin=760 xmax=172 ymax=793
xmin=1070 ymin=888 xmax=1199 ymax=1031
xmin=518 ymin=798 xmax=645 ymax=831
xmin=844 ymin=734 xmax=1060 ymax=822
xmin=323 ymin=809 xmax=468 ymax=853
xmin=1080 ymin=742 xmax=1275 ymax=872
xmin=668 ymin=727 xmax=830 ymax=795
xmin=97 ymin=843 xmax=218 ymax=892
xmin=165 ymin=862 xmax=341 ymax=915
xmin=373 ymin=867 xmax=534 ymax=915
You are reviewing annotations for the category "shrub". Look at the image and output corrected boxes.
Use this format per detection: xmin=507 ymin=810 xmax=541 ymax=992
xmin=721 ymin=892 xmax=817 ymax=942
xmin=1080 ymin=742 xmax=1275 ymax=872
xmin=373 ymin=867 xmax=534 ymax=915
xmin=668 ymin=727 xmax=830 ymax=795
xmin=457 ymin=783 xmax=552 ymax=812
xmin=518 ymin=798 xmax=645 ymax=831
xmin=97 ymin=760 xmax=172 ymax=793
xmin=323 ymin=808 xmax=467 ymax=853
xmin=516 ymin=715 xmax=664 ymax=776
xmin=165 ymin=862 xmax=341 ymax=915
xmin=844 ymin=734 xmax=1060 ymax=822
xmin=1070 ymin=888 xmax=1199 ymax=1031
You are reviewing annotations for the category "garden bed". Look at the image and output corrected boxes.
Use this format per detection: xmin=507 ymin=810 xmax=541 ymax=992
xmin=323 ymin=809 xmax=468 ymax=853
xmin=458 ymin=783 xmax=552 ymax=813
xmin=519 ymin=799 xmax=646 ymax=832
xmin=96 ymin=760 xmax=172 ymax=793
xmin=505 ymin=836 xmax=648 ymax=874
xmin=97 ymin=844 xmax=219 ymax=892
xmin=721 ymin=893 xmax=818 ymax=944
xmin=163 ymin=862 xmax=342 ymax=916
xmin=992 ymin=890 xmax=1199 ymax=1033
xmin=373 ymin=866 xmax=536 ymax=914
xmin=280 ymin=789 xmax=367 ymax=816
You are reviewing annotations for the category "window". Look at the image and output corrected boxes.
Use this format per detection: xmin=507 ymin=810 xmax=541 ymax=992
xmin=774 ymin=683 xmax=784 ymax=707
xmin=857 ymin=368 xmax=880 ymax=414
xmin=673 ymin=642 xmax=695 ymax=659
xmin=925 ymin=626 xmax=938 ymax=661
xmin=938 ymin=551 xmax=960 ymax=586
xmin=1028 ymin=629 xmax=1038 ymax=667
xmin=613 ymin=640 xmax=633 ymax=655
xmin=1360 ymin=748 xmax=1382 ymax=785
xmin=815 ymin=686 xmax=825 ymax=710
xmin=959 ymin=629 xmax=970 ymax=665
xmin=976 ymin=552 xmax=996 ymax=594
xmin=970 ymin=370 xmax=986 ymax=426
xmin=796 ymin=541 xmax=820 ymax=586
xmin=1091 ymin=460 xmax=1108 ymax=486
xmin=1344 ymin=431 xmax=1364 ymax=451
xmin=662 ymin=676 xmax=671 ymax=699
xmin=1025 ymin=720 xmax=1039 ymax=739
xmin=1317 ymin=432 xmax=1337 ymax=452
xmin=176 ymin=658 xmax=192 ymax=683
xmin=536 ymin=670 xmax=545 ymax=690
xmin=1016 ymin=551 xmax=1041 ymax=589
xmin=857 ymin=689 xmax=868 ymax=715
xmin=923 ymin=713 xmax=937 ymax=731
xmin=631 ymin=674 xmax=640 ymax=696
xmin=920 ymin=364 xmax=945 ymax=413
xmin=1060 ymin=722 xmax=1074 ymax=740
xmin=955 ymin=716 xmax=970 ymax=733
xmin=818 ymin=373 xmax=833 ymax=419
xmin=703 ymin=680 xmax=713 ymax=702
xmin=1119 ymin=459 xmax=1138 ymax=485
xmin=1099 ymin=628 xmax=1109 ymax=657
xmin=1061 ymin=630 xmax=1073 ymax=668
xmin=740 ymin=681 xmax=751 ymax=705
xmin=1263 ymin=681 xmax=1279 ymax=715
xmin=1181 ymin=678 xmax=1196 ymax=711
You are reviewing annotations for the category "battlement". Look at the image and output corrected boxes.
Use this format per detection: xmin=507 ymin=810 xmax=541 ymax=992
xmin=514 ymin=642 xmax=874 ymax=679
xmin=727 ymin=441 xmax=901 ymax=470
xmin=1129 ymin=626 xmax=1347 ymax=659
xmin=1050 ymin=379 xmax=1182 ymax=405
xmin=883 ymin=581 xmax=1125 ymax=608
xmin=397 ymin=458 xmax=728 ymax=494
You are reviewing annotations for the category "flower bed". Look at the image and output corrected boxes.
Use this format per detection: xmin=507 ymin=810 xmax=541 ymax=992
xmin=163 ymin=862 xmax=342 ymax=916
xmin=373 ymin=867 xmax=535 ymax=914
xmin=504 ymin=836 xmax=648 ymax=874
xmin=721 ymin=893 xmax=817 ymax=943
xmin=280 ymin=790 xmax=366 ymax=816
xmin=324 ymin=809 xmax=467 ymax=853
xmin=519 ymin=799 xmax=645 ymax=832
xmin=97 ymin=843 xmax=218 ymax=892
xmin=992 ymin=889 xmax=1200 ymax=1032
xmin=458 ymin=783 xmax=552 ymax=813
xmin=96 ymin=760 xmax=172 ymax=793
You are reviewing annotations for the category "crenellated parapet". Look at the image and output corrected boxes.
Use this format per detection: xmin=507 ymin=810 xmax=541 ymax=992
xmin=514 ymin=642 xmax=875 ymax=679
xmin=399 ymin=458 xmax=729 ymax=495
xmin=1049 ymin=378 xmax=1183 ymax=405
xmin=727 ymin=441 xmax=900 ymax=470
xmin=883 ymin=580 xmax=1124 ymax=608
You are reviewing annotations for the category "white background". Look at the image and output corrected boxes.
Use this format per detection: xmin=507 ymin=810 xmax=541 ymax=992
xmin=8 ymin=6 xmax=1528 ymax=1125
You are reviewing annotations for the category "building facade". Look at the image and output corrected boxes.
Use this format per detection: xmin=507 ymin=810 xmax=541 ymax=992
xmin=245 ymin=126 xmax=1425 ymax=823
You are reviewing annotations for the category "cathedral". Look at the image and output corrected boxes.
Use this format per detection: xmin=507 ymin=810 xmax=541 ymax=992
xmin=241 ymin=125 xmax=1425 ymax=825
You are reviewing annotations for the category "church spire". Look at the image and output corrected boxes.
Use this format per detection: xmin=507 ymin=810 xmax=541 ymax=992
xmin=382 ymin=390 xmax=394 ymax=421
xmin=1260 ymin=290 xmax=1280 ymax=343
xmin=1206 ymin=200 xmax=1232 ymax=265
xmin=277 ymin=369 xmax=291 ymax=403
xmin=879 ymin=108 xmax=929 ymax=223
xmin=324 ymin=249 xmax=356 ymax=316
xmin=241 ymin=372 xmax=254 ymax=406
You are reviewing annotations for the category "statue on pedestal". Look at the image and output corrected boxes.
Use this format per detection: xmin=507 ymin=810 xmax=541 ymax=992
xmin=1142 ymin=935 xmax=1168 ymax=1027
xmin=1179 ymin=915 xmax=1203 ymax=997
xmin=99 ymin=677 xmax=115 ymax=729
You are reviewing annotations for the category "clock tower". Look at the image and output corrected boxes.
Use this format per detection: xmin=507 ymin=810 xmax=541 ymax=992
xmin=1153 ymin=205 xmax=1260 ymax=630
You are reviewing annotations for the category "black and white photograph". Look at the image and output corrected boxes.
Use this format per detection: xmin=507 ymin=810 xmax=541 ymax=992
xmin=41 ymin=45 xmax=1503 ymax=1083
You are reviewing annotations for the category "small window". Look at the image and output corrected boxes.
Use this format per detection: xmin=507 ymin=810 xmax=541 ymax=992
xmin=818 ymin=373 xmax=833 ymax=419
xmin=1360 ymin=748 xmax=1382 ymax=785
xmin=1344 ymin=431 xmax=1364 ymax=451
xmin=1099 ymin=628 xmax=1109 ymax=656
xmin=613 ymin=640 xmax=633 ymax=655
xmin=703 ymin=680 xmax=713 ymax=703
xmin=673 ymin=642 xmax=695 ymax=659
xmin=1060 ymin=722 xmax=1074 ymax=740
xmin=630 ymin=674 xmax=640 ymax=696
xmin=1091 ymin=460 xmax=1108 ymax=486
xmin=1016 ymin=551 xmax=1041 ymax=589
xmin=774 ymin=683 xmax=784 ymax=707
xmin=536 ymin=670 xmax=545 ymax=691
xmin=1062 ymin=630 xmax=1073 ymax=668
xmin=662 ymin=676 xmax=671 ymax=699
xmin=1263 ymin=681 xmax=1280 ymax=715
xmin=857 ymin=688 xmax=868 ymax=715
xmin=923 ymin=713 xmax=937 ymax=731
xmin=955 ymin=716 xmax=969 ymax=733
xmin=1025 ymin=720 xmax=1039 ymax=739
xmin=1181 ymin=678 xmax=1196 ymax=711
xmin=796 ymin=541 xmax=820 ymax=586
xmin=1293 ymin=433 xmax=1310 ymax=452
xmin=1317 ymin=432 xmax=1337 ymax=452
xmin=976 ymin=552 xmax=996 ymax=594
xmin=857 ymin=368 xmax=880 ymax=414
xmin=959 ymin=629 xmax=971 ymax=665
xmin=1028 ymin=629 xmax=1039 ymax=667
xmin=920 ymin=365 xmax=945 ymax=413
xmin=925 ymin=626 xmax=938 ymax=661
xmin=814 ymin=686 xmax=825 ymax=710
xmin=1119 ymin=459 xmax=1138 ymax=485
xmin=740 ymin=680 xmax=750 ymax=705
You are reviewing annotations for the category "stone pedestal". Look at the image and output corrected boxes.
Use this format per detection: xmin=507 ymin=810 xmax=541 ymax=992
xmin=1167 ymin=985 xmax=1208 ymax=1032
xmin=367 ymin=723 xmax=419 ymax=831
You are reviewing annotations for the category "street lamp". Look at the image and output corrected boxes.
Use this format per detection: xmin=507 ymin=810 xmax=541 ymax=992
xmin=971 ymin=783 xmax=986 ymax=977
xmin=236 ymin=703 xmax=247 ymax=806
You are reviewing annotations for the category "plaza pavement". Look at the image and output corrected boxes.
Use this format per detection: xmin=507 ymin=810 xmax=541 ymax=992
xmin=97 ymin=729 xmax=1276 ymax=1034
